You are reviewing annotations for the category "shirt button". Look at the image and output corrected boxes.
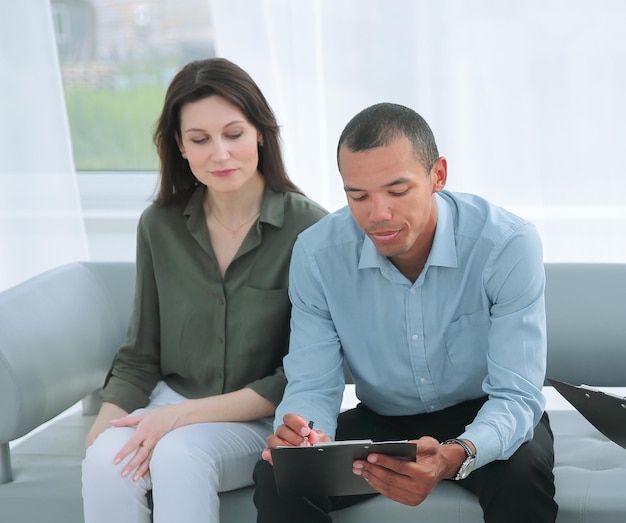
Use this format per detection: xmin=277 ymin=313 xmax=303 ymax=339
xmin=409 ymin=289 xmax=416 ymax=295
xmin=420 ymin=377 xmax=427 ymax=384
xmin=217 ymin=337 xmax=223 ymax=344
xmin=412 ymin=334 xmax=418 ymax=341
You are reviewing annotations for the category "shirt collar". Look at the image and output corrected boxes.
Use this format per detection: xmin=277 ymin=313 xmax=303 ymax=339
xmin=258 ymin=184 xmax=285 ymax=229
xmin=184 ymin=183 xmax=285 ymax=229
xmin=428 ymin=192 xmax=458 ymax=269
xmin=184 ymin=185 xmax=205 ymax=219
xmin=358 ymin=192 xmax=458 ymax=272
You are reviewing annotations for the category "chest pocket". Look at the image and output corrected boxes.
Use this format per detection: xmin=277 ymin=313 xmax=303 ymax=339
xmin=444 ymin=311 xmax=490 ymax=371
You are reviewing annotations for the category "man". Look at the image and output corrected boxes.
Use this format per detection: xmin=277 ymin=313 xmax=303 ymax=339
xmin=253 ymin=103 xmax=557 ymax=522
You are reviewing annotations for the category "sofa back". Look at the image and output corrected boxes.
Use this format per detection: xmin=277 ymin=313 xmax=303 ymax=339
xmin=1 ymin=261 xmax=625 ymax=446
xmin=545 ymin=263 xmax=626 ymax=386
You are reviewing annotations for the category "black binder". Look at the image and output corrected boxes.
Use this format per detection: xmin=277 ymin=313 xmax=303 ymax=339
xmin=270 ymin=440 xmax=417 ymax=497
xmin=548 ymin=378 xmax=626 ymax=449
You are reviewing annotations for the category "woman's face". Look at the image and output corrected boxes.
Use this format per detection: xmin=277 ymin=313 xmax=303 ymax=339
xmin=177 ymin=95 xmax=262 ymax=194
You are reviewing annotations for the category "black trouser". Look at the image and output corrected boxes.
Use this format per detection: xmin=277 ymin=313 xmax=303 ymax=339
xmin=253 ymin=397 xmax=558 ymax=523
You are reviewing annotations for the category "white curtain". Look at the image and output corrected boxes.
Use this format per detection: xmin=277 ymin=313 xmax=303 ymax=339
xmin=211 ymin=0 xmax=626 ymax=262
xmin=0 ymin=0 xmax=88 ymax=291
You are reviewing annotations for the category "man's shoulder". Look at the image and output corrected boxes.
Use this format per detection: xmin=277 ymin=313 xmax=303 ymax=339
xmin=298 ymin=206 xmax=361 ymax=247
xmin=439 ymin=191 xmax=542 ymax=271
xmin=441 ymin=190 xmax=533 ymax=238
xmin=298 ymin=207 xmax=364 ymax=257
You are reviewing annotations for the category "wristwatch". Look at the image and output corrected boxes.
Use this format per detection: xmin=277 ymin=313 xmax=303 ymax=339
xmin=441 ymin=438 xmax=476 ymax=480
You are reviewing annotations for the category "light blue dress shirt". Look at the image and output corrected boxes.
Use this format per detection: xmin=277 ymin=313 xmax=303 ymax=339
xmin=277 ymin=190 xmax=547 ymax=468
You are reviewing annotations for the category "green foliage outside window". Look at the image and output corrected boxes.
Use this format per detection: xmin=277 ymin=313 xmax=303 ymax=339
xmin=63 ymin=84 xmax=164 ymax=171
xmin=52 ymin=0 xmax=214 ymax=171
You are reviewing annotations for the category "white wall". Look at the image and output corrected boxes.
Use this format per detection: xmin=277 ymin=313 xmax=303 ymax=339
xmin=77 ymin=172 xmax=157 ymax=261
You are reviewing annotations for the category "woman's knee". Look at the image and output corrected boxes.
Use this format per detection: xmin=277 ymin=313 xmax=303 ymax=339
xmin=82 ymin=427 xmax=135 ymax=482
xmin=150 ymin=429 xmax=215 ymax=475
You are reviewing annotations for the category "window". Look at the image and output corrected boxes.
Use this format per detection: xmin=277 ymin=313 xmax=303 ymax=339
xmin=51 ymin=3 xmax=71 ymax=44
xmin=51 ymin=0 xmax=215 ymax=170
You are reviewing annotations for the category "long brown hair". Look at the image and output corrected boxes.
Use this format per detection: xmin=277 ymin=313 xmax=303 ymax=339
xmin=153 ymin=57 xmax=301 ymax=205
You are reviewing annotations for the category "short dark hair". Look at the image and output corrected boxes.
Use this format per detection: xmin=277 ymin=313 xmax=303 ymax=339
xmin=337 ymin=102 xmax=440 ymax=172
xmin=153 ymin=57 xmax=300 ymax=205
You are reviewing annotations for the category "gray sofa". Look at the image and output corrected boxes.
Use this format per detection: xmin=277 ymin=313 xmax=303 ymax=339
xmin=1 ymin=261 xmax=625 ymax=522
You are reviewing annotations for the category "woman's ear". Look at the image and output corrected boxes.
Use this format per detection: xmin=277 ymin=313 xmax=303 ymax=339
xmin=175 ymin=134 xmax=185 ymax=155
xmin=176 ymin=141 xmax=187 ymax=159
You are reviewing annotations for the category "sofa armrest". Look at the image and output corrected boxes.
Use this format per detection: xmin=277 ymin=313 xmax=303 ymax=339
xmin=0 ymin=262 xmax=134 ymax=446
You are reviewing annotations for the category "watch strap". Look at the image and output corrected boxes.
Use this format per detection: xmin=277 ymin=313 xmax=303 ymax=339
xmin=441 ymin=438 xmax=474 ymax=458
xmin=441 ymin=438 xmax=476 ymax=480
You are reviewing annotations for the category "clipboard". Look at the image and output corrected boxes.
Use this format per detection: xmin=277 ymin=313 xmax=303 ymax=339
xmin=270 ymin=440 xmax=416 ymax=497
xmin=548 ymin=378 xmax=626 ymax=449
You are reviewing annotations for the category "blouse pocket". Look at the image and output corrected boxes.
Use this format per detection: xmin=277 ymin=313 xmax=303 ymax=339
xmin=238 ymin=286 xmax=291 ymax=354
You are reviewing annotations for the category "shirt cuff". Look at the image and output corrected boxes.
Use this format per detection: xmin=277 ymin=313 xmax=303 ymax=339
xmin=459 ymin=423 xmax=503 ymax=469
xmin=100 ymin=376 xmax=151 ymax=414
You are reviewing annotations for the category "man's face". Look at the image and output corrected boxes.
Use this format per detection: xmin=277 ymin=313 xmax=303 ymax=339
xmin=339 ymin=136 xmax=446 ymax=270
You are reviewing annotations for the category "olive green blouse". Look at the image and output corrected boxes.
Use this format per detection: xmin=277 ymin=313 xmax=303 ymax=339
xmin=101 ymin=184 xmax=327 ymax=413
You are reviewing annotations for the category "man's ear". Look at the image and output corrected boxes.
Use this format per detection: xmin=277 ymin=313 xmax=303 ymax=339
xmin=430 ymin=157 xmax=448 ymax=193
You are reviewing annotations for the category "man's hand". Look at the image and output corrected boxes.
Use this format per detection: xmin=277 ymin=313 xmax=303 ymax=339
xmin=261 ymin=413 xmax=331 ymax=463
xmin=352 ymin=436 xmax=469 ymax=506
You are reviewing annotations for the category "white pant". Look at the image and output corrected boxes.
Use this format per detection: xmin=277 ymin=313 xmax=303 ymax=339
xmin=81 ymin=382 xmax=273 ymax=523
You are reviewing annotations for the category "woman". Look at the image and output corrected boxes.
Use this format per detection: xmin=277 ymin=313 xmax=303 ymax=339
xmin=81 ymin=57 xmax=326 ymax=522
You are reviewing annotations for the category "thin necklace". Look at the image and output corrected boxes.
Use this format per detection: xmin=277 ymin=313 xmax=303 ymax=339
xmin=211 ymin=209 xmax=260 ymax=239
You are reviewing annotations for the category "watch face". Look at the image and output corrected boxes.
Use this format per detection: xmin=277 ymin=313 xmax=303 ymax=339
xmin=442 ymin=439 xmax=476 ymax=480
xmin=458 ymin=456 xmax=476 ymax=479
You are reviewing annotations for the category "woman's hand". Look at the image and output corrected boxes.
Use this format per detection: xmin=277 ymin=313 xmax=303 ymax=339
xmin=110 ymin=404 xmax=185 ymax=481
xmin=104 ymin=387 xmax=276 ymax=480
xmin=85 ymin=402 xmax=128 ymax=449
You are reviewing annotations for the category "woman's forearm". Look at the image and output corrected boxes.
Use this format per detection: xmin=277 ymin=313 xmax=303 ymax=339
xmin=85 ymin=401 xmax=129 ymax=448
xmin=173 ymin=387 xmax=275 ymax=429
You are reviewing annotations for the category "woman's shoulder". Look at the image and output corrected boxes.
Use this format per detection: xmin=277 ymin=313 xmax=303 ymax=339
xmin=281 ymin=191 xmax=328 ymax=221
xmin=137 ymin=200 xmax=187 ymax=231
